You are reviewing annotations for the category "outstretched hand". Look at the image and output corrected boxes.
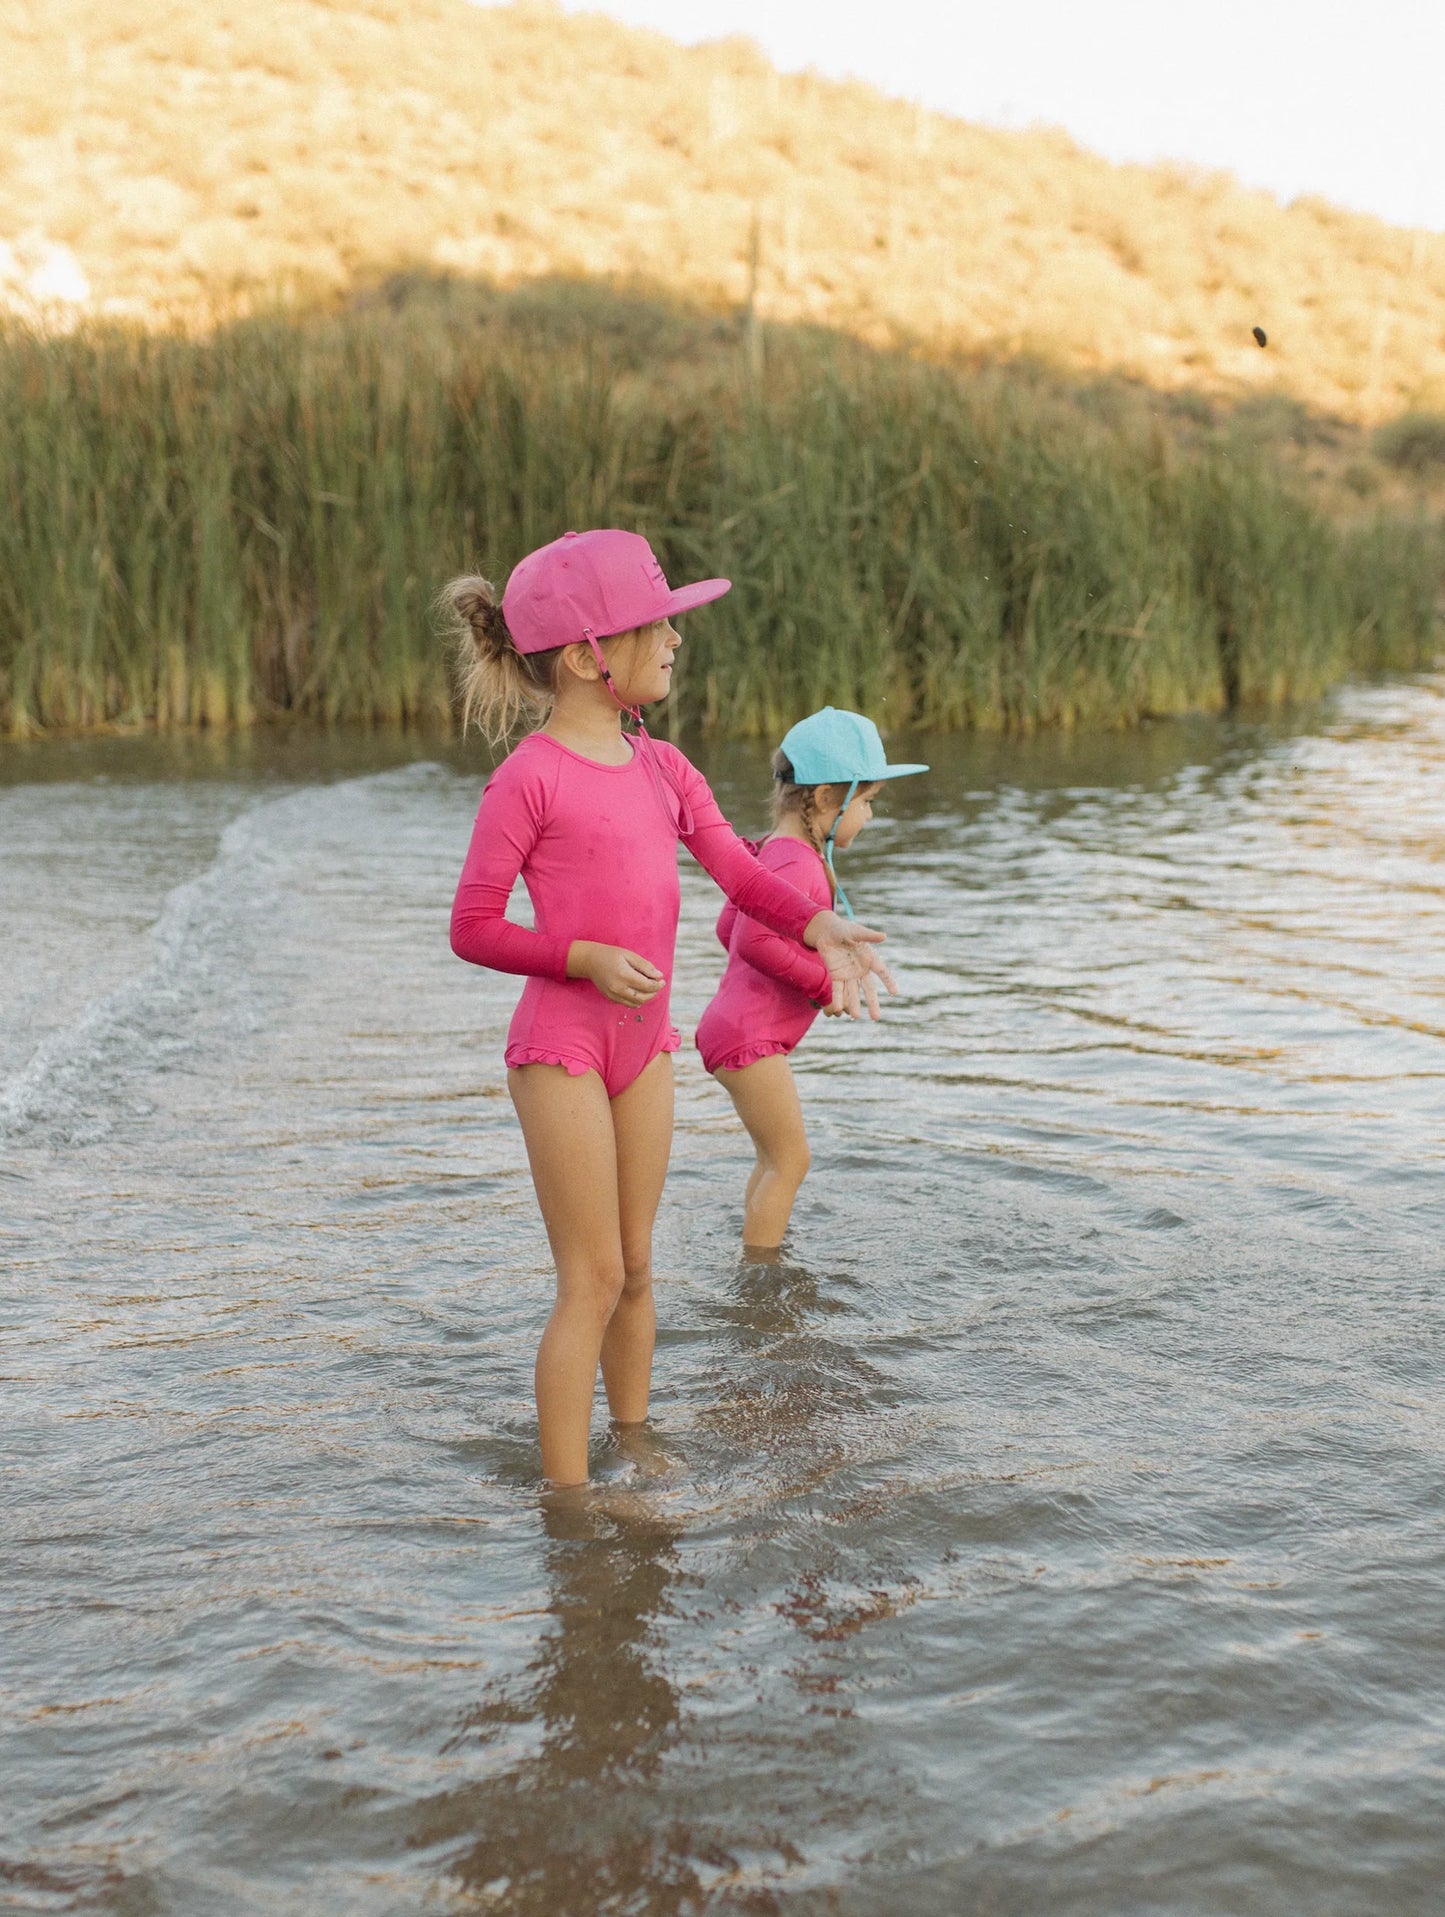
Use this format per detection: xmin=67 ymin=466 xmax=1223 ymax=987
xmin=803 ymin=910 xmax=897 ymax=1022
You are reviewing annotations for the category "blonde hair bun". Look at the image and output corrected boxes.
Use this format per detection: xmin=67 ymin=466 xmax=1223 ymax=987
xmin=438 ymin=572 xmax=562 ymax=742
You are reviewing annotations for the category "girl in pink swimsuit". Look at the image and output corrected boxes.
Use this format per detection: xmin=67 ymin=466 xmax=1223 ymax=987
xmin=444 ymin=532 xmax=895 ymax=1488
xmin=697 ymin=707 xmax=927 ymax=1251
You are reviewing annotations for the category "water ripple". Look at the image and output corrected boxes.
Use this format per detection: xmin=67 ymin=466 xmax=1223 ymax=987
xmin=3 ymin=680 xmax=1443 ymax=1913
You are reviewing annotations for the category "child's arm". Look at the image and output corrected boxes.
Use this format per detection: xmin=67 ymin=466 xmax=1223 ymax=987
xmin=731 ymin=843 xmax=833 ymax=1001
xmin=733 ymin=915 xmax=833 ymax=1003
xmin=451 ymin=756 xmax=665 ymax=1006
xmin=713 ymin=834 xmax=762 ymax=951
xmin=449 ymin=759 xmax=572 ymax=981
xmin=663 ymin=745 xmax=894 ymax=1014
xmin=670 ymin=757 xmax=825 ymax=942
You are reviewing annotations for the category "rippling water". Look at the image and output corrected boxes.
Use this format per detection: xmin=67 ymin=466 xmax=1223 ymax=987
xmin=4 ymin=682 xmax=1443 ymax=1915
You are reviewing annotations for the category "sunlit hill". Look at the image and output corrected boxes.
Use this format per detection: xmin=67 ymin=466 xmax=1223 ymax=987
xmin=8 ymin=0 xmax=1445 ymax=423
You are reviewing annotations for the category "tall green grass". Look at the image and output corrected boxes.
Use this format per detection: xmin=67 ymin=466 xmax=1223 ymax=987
xmin=1 ymin=281 xmax=1439 ymax=736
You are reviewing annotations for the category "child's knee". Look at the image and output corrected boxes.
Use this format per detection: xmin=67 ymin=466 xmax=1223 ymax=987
xmin=619 ymin=1248 xmax=654 ymax=1301
xmin=566 ymin=1257 xmax=625 ymax=1322
xmin=765 ymin=1137 xmax=810 ymax=1186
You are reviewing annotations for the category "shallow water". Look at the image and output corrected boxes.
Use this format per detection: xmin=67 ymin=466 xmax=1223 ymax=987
xmin=3 ymin=682 xmax=1443 ymax=1915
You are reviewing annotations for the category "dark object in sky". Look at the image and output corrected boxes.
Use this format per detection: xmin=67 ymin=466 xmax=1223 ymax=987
xmin=1252 ymin=325 xmax=1268 ymax=348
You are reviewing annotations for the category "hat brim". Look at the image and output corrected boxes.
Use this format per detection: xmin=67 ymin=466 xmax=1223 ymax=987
xmin=878 ymin=763 xmax=929 ymax=779
xmin=659 ymin=577 xmax=731 ymax=620
xmin=591 ymin=576 xmax=731 ymax=638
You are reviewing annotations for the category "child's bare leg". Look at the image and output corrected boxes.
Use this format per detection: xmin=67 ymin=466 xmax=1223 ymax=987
xmin=509 ymin=1063 xmax=627 ymax=1486
xmin=600 ymin=1052 xmax=673 ymax=1424
xmin=714 ymin=1054 xmax=810 ymax=1249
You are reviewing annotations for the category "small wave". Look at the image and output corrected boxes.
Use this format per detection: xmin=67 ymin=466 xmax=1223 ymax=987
xmin=0 ymin=764 xmax=452 ymax=1150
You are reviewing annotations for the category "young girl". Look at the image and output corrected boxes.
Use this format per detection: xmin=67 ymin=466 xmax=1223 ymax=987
xmin=445 ymin=531 xmax=895 ymax=1488
xmin=696 ymin=707 xmax=927 ymax=1251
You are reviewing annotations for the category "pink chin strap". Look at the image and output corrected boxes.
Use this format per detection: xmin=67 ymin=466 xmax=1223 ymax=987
xmin=583 ymin=632 xmax=642 ymax=726
xmin=582 ymin=630 xmax=694 ymax=835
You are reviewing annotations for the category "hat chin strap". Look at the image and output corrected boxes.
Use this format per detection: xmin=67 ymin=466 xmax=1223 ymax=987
xmin=582 ymin=630 xmax=694 ymax=835
xmin=583 ymin=631 xmax=642 ymax=726
xmin=822 ymin=777 xmax=858 ymax=920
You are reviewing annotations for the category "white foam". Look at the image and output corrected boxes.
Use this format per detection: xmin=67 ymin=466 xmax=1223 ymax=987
xmin=0 ymin=764 xmax=455 ymax=1150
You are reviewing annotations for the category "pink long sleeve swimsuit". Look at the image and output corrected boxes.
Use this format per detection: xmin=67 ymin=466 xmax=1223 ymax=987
xmin=450 ymin=733 xmax=822 ymax=1099
xmin=695 ymin=837 xmax=834 ymax=1075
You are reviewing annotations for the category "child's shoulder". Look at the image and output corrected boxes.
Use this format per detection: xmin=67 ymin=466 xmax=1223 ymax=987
xmin=481 ymin=732 xmax=558 ymax=802
xmin=758 ymin=834 xmax=830 ymax=900
xmin=496 ymin=730 xmax=559 ymax=769
xmin=646 ymin=736 xmax=699 ymax=779
xmin=759 ymin=833 xmax=823 ymax=872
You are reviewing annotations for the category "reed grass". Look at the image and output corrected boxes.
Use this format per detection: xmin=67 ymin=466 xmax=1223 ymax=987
xmin=1 ymin=282 xmax=1440 ymax=738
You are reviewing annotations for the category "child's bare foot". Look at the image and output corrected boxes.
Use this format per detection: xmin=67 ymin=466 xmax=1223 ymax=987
xmin=602 ymin=1418 xmax=682 ymax=1481
xmin=741 ymin=1239 xmax=785 ymax=1264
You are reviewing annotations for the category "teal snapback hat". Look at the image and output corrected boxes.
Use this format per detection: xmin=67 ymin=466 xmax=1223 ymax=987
xmin=778 ymin=707 xmax=928 ymax=785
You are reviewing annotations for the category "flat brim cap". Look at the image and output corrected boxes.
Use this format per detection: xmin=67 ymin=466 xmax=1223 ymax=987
xmin=648 ymin=576 xmax=731 ymax=626
xmin=779 ymin=706 xmax=929 ymax=784
xmin=502 ymin=528 xmax=729 ymax=653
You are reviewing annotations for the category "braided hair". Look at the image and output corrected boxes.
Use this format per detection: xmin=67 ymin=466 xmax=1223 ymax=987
xmin=770 ymin=748 xmax=837 ymax=902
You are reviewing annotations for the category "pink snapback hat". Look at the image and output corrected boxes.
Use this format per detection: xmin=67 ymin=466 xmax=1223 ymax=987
xmin=500 ymin=529 xmax=730 ymax=656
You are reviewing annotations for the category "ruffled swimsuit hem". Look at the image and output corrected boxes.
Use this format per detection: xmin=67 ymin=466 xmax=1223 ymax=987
xmin=505 ymin=1046 xmax=596 ymax=1077
xmin=506 ymin=1028 xmax=681 ymax=1082
xmin=699 ymin=1036 xmax=796 ymax=1074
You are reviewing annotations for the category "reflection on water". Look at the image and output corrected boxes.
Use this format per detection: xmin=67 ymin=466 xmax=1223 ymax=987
xmin=422 ymin=1253 xmax=882 ymax=1916
xmin=425 ymin=1500 xmax=689 ymax=1914
xmin=3 ymin=677 xmax=1443 ymax=1915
